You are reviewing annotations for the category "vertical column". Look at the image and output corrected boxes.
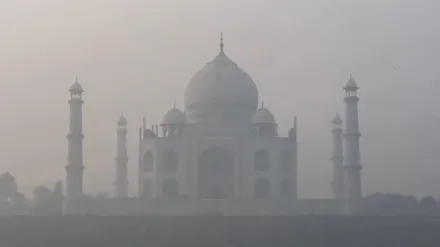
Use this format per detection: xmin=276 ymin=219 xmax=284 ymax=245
xmin=114 ymin=115 xmax=128 ymax=198
xmin=138 ymin=126 xmax=142 ymax=198
xmin=331 ymin=114 xmax=344 ymax=200
xmin=65 ymin=79 xmax=85 ymax=215
xmin=343 ymin=75 xmax=362 ymax=214
xmin=288 ymin=116 xmax=298 ymax=200
xmin=293 ymin=116 xmax=298 ymax=200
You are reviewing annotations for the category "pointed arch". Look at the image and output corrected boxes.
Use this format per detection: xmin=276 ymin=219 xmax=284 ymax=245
xmin=198 ymin=147 xmax=234 ymax=198
xmin=254 ymin=149 xmax=270 ymax=172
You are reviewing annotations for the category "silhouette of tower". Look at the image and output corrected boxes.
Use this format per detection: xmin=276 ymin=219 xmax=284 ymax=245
xmin=288 ymin=116 xmax=298 ymax=200
xmin=65 ymin=78 xmax=85 ymax=214
xmin=115 ymin=114 xmax=128 ymax=198
xmin=343 ymin=75 xmax=362 ymax=213
xmin=331 ymin=113 xmax=344 ymax=200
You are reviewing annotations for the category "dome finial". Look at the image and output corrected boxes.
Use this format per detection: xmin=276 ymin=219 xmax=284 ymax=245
xmin=173 ymin=100 xmax=176 ymax=108
xmin=344 ymin=72 xmax=359 ymax=91
xmin=332 ymin=113 xmax=342 ymax=124
xmin=69 ymin=77 xmax=83 ymax=92
xmin=118 ymin=111 xmax=127 ymax=125
xmin=220 ymin=32 xmax=224 ymax=53
xmin=261 ymin=100 xmax=264 ymax=109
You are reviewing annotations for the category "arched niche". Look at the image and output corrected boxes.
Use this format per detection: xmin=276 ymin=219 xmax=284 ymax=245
xmin=198 ymin=147 xmax=234 ymax=198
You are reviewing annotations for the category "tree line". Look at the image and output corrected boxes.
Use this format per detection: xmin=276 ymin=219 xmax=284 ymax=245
xmin=1 ymin=172 xmax=440 ymax=215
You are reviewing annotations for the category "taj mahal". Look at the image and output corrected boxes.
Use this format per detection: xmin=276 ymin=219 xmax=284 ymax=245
xmin=64 ymin=36 xmax=362 ymax=215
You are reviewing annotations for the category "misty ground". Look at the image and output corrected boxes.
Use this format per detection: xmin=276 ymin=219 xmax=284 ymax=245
xmin=1 ymin=216 xmax=439 ymax=247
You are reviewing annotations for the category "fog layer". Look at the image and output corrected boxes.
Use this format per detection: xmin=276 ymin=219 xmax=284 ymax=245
xmin=0 ymin=0 xmax=438 ymax=198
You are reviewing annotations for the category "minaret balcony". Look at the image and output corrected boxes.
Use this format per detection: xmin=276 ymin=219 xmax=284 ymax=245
xmin=343 ymin=132 xmax=361 ymax=138
xmin=67 ymin=133 xmax=84 ymax=139
xmin=68 ymin=99 xmax=84 ymax=104
xmin=65 ymin=164 xmax=85 ymax=172
xmin=344 ymin=96 xmax=359 ymax=102
xmin=115 ymin=156 xmax=128 ymax=163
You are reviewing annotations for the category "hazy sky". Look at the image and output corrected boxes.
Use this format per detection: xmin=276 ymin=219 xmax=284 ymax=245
xmin=1 ymin=0 xmax=440 ymax=198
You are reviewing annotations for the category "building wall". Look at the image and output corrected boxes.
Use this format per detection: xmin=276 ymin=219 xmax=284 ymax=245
xmin=247 ymin=136 xmax=296 ymax=200
xmin=139 ymin=123 xmax=297 ymax=201
xmin=73 ymin=198 xmax=342 ymax=216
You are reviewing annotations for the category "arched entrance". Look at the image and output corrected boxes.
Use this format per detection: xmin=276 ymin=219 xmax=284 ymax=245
xmin=198 ymin=147 xmax=234 ymax=198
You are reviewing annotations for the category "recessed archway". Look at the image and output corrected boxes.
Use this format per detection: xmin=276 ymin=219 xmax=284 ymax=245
xmin=198 ymin=147 xmax=234 ymax=198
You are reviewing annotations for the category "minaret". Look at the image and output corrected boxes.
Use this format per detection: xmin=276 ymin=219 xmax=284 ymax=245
xmin=293 ymin=116 xmax=298 ymax=200
xmin=343 ymin=74 xmax=362 ymax=213
xmin=114 ymin=114 xmax=129 ymax=198
xmin=288 ymin=116 xmax=298 ymax=200
xmin=65 ymin=78 xmax=85 ymax=214
xmin=138 ymin=125 xmax=142 ymax=197
xmin=331 ymin=113 xmax=344 ymax=201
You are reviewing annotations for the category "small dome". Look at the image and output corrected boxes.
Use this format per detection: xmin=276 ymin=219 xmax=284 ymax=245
xmin=143 ymin=129 xmax=156 ymax=138
xmin=162 ymin=107 xmax=185 ymax=125
xmin=344 ymin=75 xmax=358 ymax=91
xmin=252 ymin=107 xmax=275 ymax=124
xmin=69 ymin=79 xmax=83 ymax=92
xmin=331 ymin=113 xmax=342 ymax=124
xmin=118 ymin=115 xmax=127 ymax=125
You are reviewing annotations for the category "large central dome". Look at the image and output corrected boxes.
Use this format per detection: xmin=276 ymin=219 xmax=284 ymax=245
xmin=184 ymin=42 xmax=259 ymax=125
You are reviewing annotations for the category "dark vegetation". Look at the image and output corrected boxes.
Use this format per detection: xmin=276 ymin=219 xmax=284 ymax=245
xmin=2 ymin=172 xmax=440 ymax=216
xmin=2 ymin=172 xmax=440 ymax=246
